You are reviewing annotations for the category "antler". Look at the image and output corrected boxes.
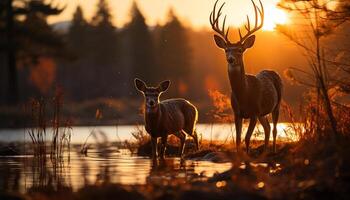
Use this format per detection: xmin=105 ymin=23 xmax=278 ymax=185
xmin=238 ymin=0 xmax=264 ymax=44
xmin=210 ymin=0 xmax=231 ymax=44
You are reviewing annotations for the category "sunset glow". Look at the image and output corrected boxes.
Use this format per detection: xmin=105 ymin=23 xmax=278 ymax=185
xmin=48 ymin=0 xmax=289 ymax=31
xmin=262 ymin=5 xmax=288 ymax=31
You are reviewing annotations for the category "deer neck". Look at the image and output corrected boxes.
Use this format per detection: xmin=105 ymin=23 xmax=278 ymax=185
xmin=228 ymin=62 xmax=247 ymax=101
xmin=145 ymin=104 xmax=161 ymax=133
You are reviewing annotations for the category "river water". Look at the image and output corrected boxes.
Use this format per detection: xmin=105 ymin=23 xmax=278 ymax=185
xmin=0 ymin=123 xmax=296 ymax=194
xmin=0 ymin=123 xmax=298 ymax=144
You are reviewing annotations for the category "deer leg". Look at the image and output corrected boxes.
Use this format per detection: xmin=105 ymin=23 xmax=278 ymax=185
xmin=235 ymin=117 xmax=243 ymax=152
xmin=272 ymin=107 xmax=280 ymax=153
xmin=258 ymin=116 xmax=271 ymax=152
xmin=192 ymin=130 xmax=199 ymax=151
xmin=159 ymin=136 xmax=167 ymax=160
xmin=151 ymin=137 xmax=158 ymax=162
xmin=244 ymin=116 xmax=257 ymax=154
xmin=175 ymin=130 xmax=186 ymax=158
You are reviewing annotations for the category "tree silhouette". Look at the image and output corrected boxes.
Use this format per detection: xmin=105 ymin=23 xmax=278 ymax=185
xmin=90 ymin=0 xmax=118 ymax=65
xmin=88 ymin=0 xmax=120 ymax=98
xmin=157 ymin=9 xmax=192 ymax=96
xmin=125 ymin=2 xmax=157 ymax=84
xmin=91 ymin=0 xmax=113 ymax=27
xmin=67 ymin=6 xmax=89 ymax=55
xmin=0 ymin=0 xmax=64 ymax=104
xmin=60 ymin=5 xmax=93 ymax=101
xmin=322 ymin=0 xmax=350 ymax=23
xmin=278 ymin=0 xmax=350 ymax=136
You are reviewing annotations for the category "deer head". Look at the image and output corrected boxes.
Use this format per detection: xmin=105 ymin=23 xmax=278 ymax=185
xmin=134 ymin=78 xmax=170 ymax=113
xmin=210 ymin=0 xmax=264 ymax=71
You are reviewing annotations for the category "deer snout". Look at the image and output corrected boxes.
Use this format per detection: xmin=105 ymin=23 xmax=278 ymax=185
xmin=227 ymin=57 xmax=235 ymax=64
xmin=147 ymin=99 xmax=156 ymax=107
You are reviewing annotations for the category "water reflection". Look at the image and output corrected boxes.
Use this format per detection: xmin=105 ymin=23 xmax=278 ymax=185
xmin=0 ymin=146 xmax=232 ymax=194
xmin=0 ymin=123 xmax=300 ymax=144
xmin=0 ymin=123 xmax=297 ymax=195
xmin=0 ymin=157 xmax=21 ymax=192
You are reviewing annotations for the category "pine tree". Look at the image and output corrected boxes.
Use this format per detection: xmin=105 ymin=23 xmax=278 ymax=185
xmin=125 ymin=2 xmax=157 ymax=84
xmin=68 ymin=6 xmax=89 ymax=55
xmin=91 ymin=0 xmax=113 ymax=27
xmin=88 ymin=0 xmax=120 ymax=98
xmin=60 ymin=5 xmax=93 ymax=101
xmin=157 ymin=9 xmax=192 ymax=96
xmin=90 ymin=0 xmax=118 ymax=65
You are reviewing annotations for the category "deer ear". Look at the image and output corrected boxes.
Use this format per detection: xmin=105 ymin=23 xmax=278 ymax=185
xmin=214 ymin=35 xmax=227 ymax=49
xmin=134 ymin=78 xmax=146 ymax=93
xmin=158 ymin=80 xmax=170 ymax=93
xmin=242 ymin=35 xmax=255 ymax=49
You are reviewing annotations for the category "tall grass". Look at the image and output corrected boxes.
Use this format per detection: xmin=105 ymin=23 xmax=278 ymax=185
xmin=207 ymin=89 xmax=234 ymax=147
xmin=282 ymin=96 xmax=350 ymax=143
xmin=27 ymin=89 xmax=71 ymax=163
xmin=51 ymin=89 xmax=72 ymax=162
xmin=123 ymin=125 xmax=149 ymax=154
xmin=28 ymin=98 xmax=47 ymax=170
xmin=80 ymin=109 xmax=103 ymax=155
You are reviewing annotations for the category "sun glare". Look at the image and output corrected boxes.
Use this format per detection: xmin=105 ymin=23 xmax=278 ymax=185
xmin=263 ymin=5 xmax=288 ymax=31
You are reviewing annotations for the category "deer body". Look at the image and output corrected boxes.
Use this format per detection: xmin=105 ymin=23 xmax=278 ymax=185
xmin=145 ymin=99 xmax=197 ymax=138
xmin=135 ymin=79 xmax=199 ymax=162
xmin=229 ymin=71 xmax=281 ymax=118
xmin=210 ymin=0 xmax=283 ymax=153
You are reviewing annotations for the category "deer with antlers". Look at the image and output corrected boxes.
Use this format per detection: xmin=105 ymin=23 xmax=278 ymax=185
xmin=209 ymin=0 xmax=283 ymax=153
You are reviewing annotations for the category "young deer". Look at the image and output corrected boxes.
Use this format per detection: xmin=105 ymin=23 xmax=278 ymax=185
xmin=134 ymin=78 xmax=199 ymax=161
xmin=209 ymin=0 xmax=283 ymax=153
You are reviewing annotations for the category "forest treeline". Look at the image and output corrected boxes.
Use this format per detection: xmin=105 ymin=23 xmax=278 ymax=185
xmin=0 ymin=0 xmax=220 ymax=104
xmin=1 ymin=0 xmax=349 ymax=125
xmin=59 ymin=2 xmax=194 ymax=101
xmin=0 ymin=0 xmax=304 ymax=101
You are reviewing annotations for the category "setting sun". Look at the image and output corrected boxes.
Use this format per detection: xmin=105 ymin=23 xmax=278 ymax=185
xmin=263 ymin=5 xmax=288 ymax=31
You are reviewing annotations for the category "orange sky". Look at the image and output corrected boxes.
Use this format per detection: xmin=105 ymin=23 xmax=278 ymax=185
xmin=48 ymin=0 xmax=288 ymax=30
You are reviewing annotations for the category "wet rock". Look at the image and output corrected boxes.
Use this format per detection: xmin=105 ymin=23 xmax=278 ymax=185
xmin=189 ymin=151 xmax=231 ymax=163
xmin=202 ymin=152 xmax=231 ymax=163
xmin=185 ymin=149 xmax=214 ymax=159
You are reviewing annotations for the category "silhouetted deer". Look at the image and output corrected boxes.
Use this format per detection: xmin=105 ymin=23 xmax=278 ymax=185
xmin=209 ymin=0 xmax=283 ymax=153
xmin=134 ymin=78 xmax=199 ymax=161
